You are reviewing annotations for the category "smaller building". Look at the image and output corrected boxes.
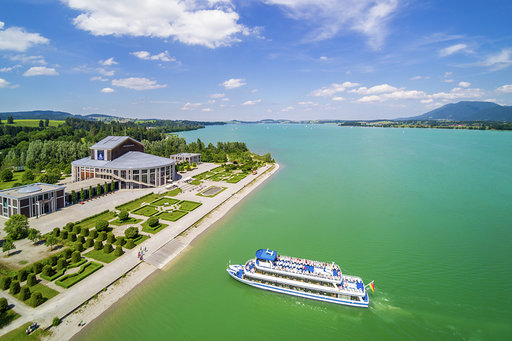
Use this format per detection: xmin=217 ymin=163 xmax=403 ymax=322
xmin=0 ymin=183 xmax=65 ymax=218
xmin=170 ymin=153 xmax=201 ymax=165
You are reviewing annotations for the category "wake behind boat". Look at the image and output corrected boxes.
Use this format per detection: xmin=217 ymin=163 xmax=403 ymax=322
xmin=227 ymin=249 xmax=373 ymax=307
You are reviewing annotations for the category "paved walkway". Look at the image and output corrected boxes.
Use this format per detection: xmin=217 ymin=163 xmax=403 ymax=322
xmin=0 ymin=163 xmax=276 ymax=336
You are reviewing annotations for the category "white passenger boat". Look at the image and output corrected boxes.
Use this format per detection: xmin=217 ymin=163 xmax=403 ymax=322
xmin=227 ymin=249 xmax=372 ymax=307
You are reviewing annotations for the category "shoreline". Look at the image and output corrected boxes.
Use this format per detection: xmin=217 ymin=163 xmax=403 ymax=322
xmin=46 ymin=163 xmax=280 ymax=341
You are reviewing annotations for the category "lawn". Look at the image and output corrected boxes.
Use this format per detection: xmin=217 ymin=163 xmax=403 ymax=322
xmin=162 ymin=188 xmax=182 ymax=196
xmin=110 ymin=217 xmax=142 ymax=226
xmin=190 ymin=179 xmax=202 ymax=185
xmin=0 ymin=309 xmax=20 ymax=329
xmin=141 ymin=220 xmax=168 ymax=234
xmin=197 ymin=186 xmax=227 ymax=197
xmin=7 ymin=119 xmax=64 ymax=127
xmin=192 ymin=171 xmax=214 ymax=180
xmin=55 ymin=262 xmax=103 ymax=288
xmin=157 ymin=210 xmax=188 ymax=222
xmin=124 ymin=235 xmax=149 ymax=249
xmin=0 ymin=321 xmax=46 ymax=340
xmin=225 ymin=173 xmax=248 ymax=183
xmin=84 ymin=250 xmax=119 ymax=263
xmin=30 ymin=283 xmax=59 ymax=301
xmin=178 ymin=200 xmax=202 ymax=211
xmin=75 ymin=211 xmax=116 ymax=229
xmin=132 ymin=205 xmax=159 ymax=217
xmin=0 ymin=170 xmax=27 ymax=190
xmin=152 ymin=197 xmax=179 ymax=206
xmin=116 ymin=193 xmax=161 ymax=211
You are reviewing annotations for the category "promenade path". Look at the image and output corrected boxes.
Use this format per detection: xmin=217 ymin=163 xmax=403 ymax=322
xmin=0 ymin=163 xmax=277 ymax=335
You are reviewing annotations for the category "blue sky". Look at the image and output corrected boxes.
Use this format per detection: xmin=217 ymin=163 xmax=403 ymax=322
xmin=0 ymin=0 xmax=511 ymax=121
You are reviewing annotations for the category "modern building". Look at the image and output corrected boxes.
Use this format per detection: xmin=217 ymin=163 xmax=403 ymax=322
xmin=0 ymin=183 xmax=65 ymax=218
xmin=170 ymin=153 xmax=201 ymax=165
xmin=71 ymin=136 xmax=176 ymax=189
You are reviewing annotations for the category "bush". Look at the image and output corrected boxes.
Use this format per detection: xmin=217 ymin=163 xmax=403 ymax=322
xmin=107 ymin=232 xmax=116 ymax=244
xmin=29 ymin=291 xmax=44 ymax=307
xmin=77 ymin=235 xmax=85 ymax=244
xmin=114 ymin=245 xmax=123 ymax=256
xmin=71 ymin=251 xmax=81 ymax=263
xmin=27 ymin=273 xmax=37 ymax=287
xmin=115 ymin=236 xmax=125 ymax=246
xmin=17 ymin=269 xmax=27 ymax=282
xmin=30 ymin=262 xmax=42 ymax=274
xmin=53 ymin=317 xmax=60 ymax=327
xmin=68 ymin=232 xmax=77 ymax=242
xmin=103 ymin=243 xmax=113 ymax=254
xmin=89 ymin=230 xmax=98 ymax=239
xmin=0 ymin=276 xmax=11 ymax=290
xmin=85 ymin=238 xmax=94 ymax=248
xmin=57 ymin=258 xmax=67 ymax=270
xmin=50 ymin=255 xmax=59 ymax=266
xmin=42 ymin=265 xmax=53 ymax=277
xmin=124 ymin=226 xmax=138 ymax=239
xmin=74 ymin=242 xmax=84 ymax=253
xmin=53 ymin=227 xmax=60 ymax=237
xmin=0 ymin=297 xmax=8 ymax=313
xmin=0 ymin=169 xmax=13 ymax=182
xmin=98 ymin=231 xmax=106 ymax=241
xmin=94 ymin=240 xmax=103 ymax=250
xmin=147 ymin=216 xmax=159 ymax=227
xmin=65 ymin=222 xmax=74 ymax=232
xmin=125 ymin=239 xmax=135 ymax=249
xmin=9 ymin=280 xmax=20 ymax=295
xmin=80 ymin=227 xmax=89 ymax=237
xmin=95 ymin=219 xmax=109 ymax=232
xmin=19 ymin=286 xmax=31 ymax=301
xmin=118 ymin=210 xmax=129 ymax=221
xmin=72 ymin=225 xmax=81 ymax=234
xmin=63 ymin=248 xmax=72 ymax=259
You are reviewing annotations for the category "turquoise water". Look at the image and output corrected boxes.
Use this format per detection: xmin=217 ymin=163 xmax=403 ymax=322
xmin=78 ymin=125 xmax=512 ymax=340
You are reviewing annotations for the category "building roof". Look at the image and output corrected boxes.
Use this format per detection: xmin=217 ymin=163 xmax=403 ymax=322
xmin=72 ymin=151 xmax=174 ymax=170
xmin=171 ymin=153 xmax=201 ymax=157
xmin=90 ymin=136 xmax=140 ymax=150
xmin=0 ymin=183 xmax=65 ymax=199
xmin=255 ymin=249 xmax=278 ymax=262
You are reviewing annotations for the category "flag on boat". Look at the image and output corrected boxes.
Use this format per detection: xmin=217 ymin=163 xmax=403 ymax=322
xmin=369 ymin=281 xmax=375 ymax=292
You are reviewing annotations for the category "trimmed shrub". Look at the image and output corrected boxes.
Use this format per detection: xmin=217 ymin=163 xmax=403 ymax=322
xmin=57 ymin=258 xmax=67 ymax=271
xmin=77 ymin=235 xmax=85 ymax=244
xmin=42 ymin=265 xmax=53 ymax=277
xmin=80 ymin=227 xmax=89 ymax=237
xmin=107 ymin=232 xmax=116 ymax=244
xmin=94 ymin=240 xmax=103 ymax=251
xmin=114 ymin=245 xmax=123 ymax=257
xmin=63 ymin=248 xmax=72 ymax=259
xmin=98 ymin=231 xmax=107 ymax=241
xmin=27 ymin=273 xmax=37 ymax=287
xmin=0 ymin=297 xmax=8 ymax=313
xmin=85 ymin=238 xmax=94 ymax=248
xmin=74 ymin=242 xmax=84 ymax=253
xmin=9 ymin=280 xmax=20 ymax=295
xmin=31 ymin=262 xmax=43 ymax=274
xmin=65 ymin=222 xmax=74 ymax=232
xmin=52 ymin=227 xmax=60 ymax=237
xmin=61 ymin=230 xmax=68 ymax=240
xmin=49 ymin=255 xmax=58 ymax=266
xmin=125 ymin=239 xmax=135 ymax=249
xmin=147 ymin=216 xmax=159 ymax=227
xmin=118 ymin=210 xmax=129 ymax=221
xmin=29 ymin=291 xmax=44 ymax=307
xmin=17 ymin=269 xmax=28 ymax=282
xmin=19 ymin=286 xmax=31 ymax=301
xmin=68 ymin=232 xmax=77 ymax=242
xmin=95 ymin=220 xmax=109 ymax=232
xmin=53 ymin=317 xmax=60 ymax=326
xmin=103 ymin=243 xmax=113 ymax=254
xmin=124 ymin=226 xmax=138 ymax=239
xmin=72 ymin=225 xmax=81 ymax=234
xmin=115 ymin=236 xmax=125 ymax=246
xmin=89 ymin=230 xmax=98 ymax=239
xmin=71 ymin=251 xmax=81 ymax=263
xmin=0 ymin=276 xmax=11 ymax=290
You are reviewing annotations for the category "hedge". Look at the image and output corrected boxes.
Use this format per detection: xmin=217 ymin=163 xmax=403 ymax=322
xmin=55 ymin=262 xmax=103 ymax=289
xmin=115 ymin=192 xmax=155 ymax=210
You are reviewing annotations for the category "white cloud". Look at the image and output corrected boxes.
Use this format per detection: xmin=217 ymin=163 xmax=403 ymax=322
xmin=91 ymin=76 xmax=108 ymax=82
xmin=480 ymin=49 xmax=512 ymax=71
xmin=458 ymin=81 xmax=470 ymax=88
xmin=242 ymin=99 xmax=261 ymax=106
xmin=319 ymin=56 xmax=328 ymax=60
xmin=280 ymin=106 xmax=294 ymax=112
xmin=8 ymin=55 xmax=46 ymax=65
xmin=262 ymin=0 xmax=399 ymax=49
xmin=222 ymin=78 xmax=246 ymax=89
xmin=310 ymin=81 xmax=359 ymax=97
xmin=420 ymin=98 xmax=433 ymax=104
xmin=444 ymin=71 xmax=452 ymax=77
xmin=112 ymin=77 xmax=167 ymax=90
xmin=0 ymin=22 xmax=49 ymax=51
xmin=332 ymin=96 xmax=344 ymax=101
xmin=410 ymin=75 xmax=422 ymax=80
xmin=101 ymin=87 xmax=115 ymax=93
xmin=350 ymin=83 xmax=397 ymax=95
xmin=62 ymin=0 xmax=248 ymax=48
xmin=99 ymin=57 xmax=118 ymax=66
xmin=201 ymin=107 xmax=212 ymax=112
xmin=0 ymin=65 xmax=20 ymax=72
xmin=181 ymin=102 xmax=202 ymax=111
xmin=443 ymin=79 xmax=454 ymax=83
xmin=439 ymin=43 xmax=468 ymax=57
xmin=496 ymin=84 xmax=512 ymax=93
xmin=131 ymin=50 xmax=176 ymax=62
xmin=357 ymin=90 xmax=427 ymax=102
xmin=210 ymin=93 xmax=225 ymax=98
xmin=23 ymin=66 xmax=58 ymax=77
xmin=97 ymin=68 xmax=114 ymax=76
xmin=0 ymin=78 xmax=11 ymax=88
xmin=431 ymin=87 xmax=484 ymax=100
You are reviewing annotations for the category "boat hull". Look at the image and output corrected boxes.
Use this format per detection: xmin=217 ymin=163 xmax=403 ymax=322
xmin=227 ymin=265 xmax=369 ymax=308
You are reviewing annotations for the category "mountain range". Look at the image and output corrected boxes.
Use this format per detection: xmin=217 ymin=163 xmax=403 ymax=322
xmin=403 ymin=101 xmax=512 ymax=121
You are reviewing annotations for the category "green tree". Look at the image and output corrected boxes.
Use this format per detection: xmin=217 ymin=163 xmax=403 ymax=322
xmin=74 ymin=242 xmax=84 ymax=252
xmin=114 ymin=245 xmax=123 ymax=256
xmin=7 ymin=116 xmax=13 ymax=124
xmin=63 ymin=248 xmax=72 ymax=259
xmin=65 ymin=222 xmax=74 ymax=232
xmin=72 ymin=225 xmax=80 ymax=234
xmin=94 ymin=240 xmax=103 ymax=250
xmin=71 ymin=190 xmax=77 ymax=204
xmin=104 ymin=182 xmax=108 ymax=194
xmin=80 ymin=227 xmax=89 ymax=237
xmin=106 ymin=232 xmax=115 ymax=244
xmin=19 ymin=286 xmax=31 ymax=301
xmin=45 ymin=234 xmax=58 ymax=250
xmin=0 ymin=297 xmax=8 ymax=313
xmin=31 ymin=262 xmax=43 ymax=274
xmin=17 ymin=269 xmax=27 ymax=282
xmin=52 ymin=227 xmax=60 ymax=237
xmin=111 ymin=180 xmax=115 ymax=191
xmin=4 ymin=214 xmax=29 ymax=240
xmin=89 ymin=185 xmax=93 ymax=199
xmin=89 ymin=230 xmax=98 ymax=239
xmin=0 ymin=277 xmax=11 ymax=290
xmin=53 ymin=317 xmax=60 ymax=326
xmin=97 ymin=183 xmax=101 ymax=196
xmin=124 ymin=226 xmax=138 ymax=239
xmin=125 ymin=239 xmax=135 ymax=249
xmin=115 ymin=236 xmax=125 ymax=246
xmin=44 ymin=119 xmax=49 ymax=127
xmin=22 ymin=170 xmax=35 ymax=183
xmin=39 ymin=120 xmax=44 ymax=128
xmin=103 ymin=243 xmax=113 ymax=254
xmin=85 ymin=238 xmax=94 ymax=248
xmin=29 ymin=291 xmax=44 ymax=307
xmin=27 ymin=273 xmax=37 ymax=287
xmin=71 ymin=251 xmax=81 ymax=263
xmin=9 ymin=280 xmax=20 ymax=295
xmin=147 ymin=216 xmax=159 ymax=227
xmin=118 ymin=210 xmax=129 ymax=221
xmin=27 ymin=228 xmax=42 ymax=244
xmin=1 ymin=169 xmax=14 ymax=182
xmin=57 ymin=258 xmax=67 ymax=270
xmin=80 ymin=188 xmax=85 ymax=201
xmin=42 ymin=265 xmax=53 ymax=277
xmin=95 ymin=220 xmax=109 ymax=232
xmin=68 ymin=232 xmax=76 ymax=242
xmin=2 ymin=237 xmax=15 ymax=256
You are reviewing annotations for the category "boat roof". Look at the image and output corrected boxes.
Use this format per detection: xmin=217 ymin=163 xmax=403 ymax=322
xmin=255 ymin=249 xmax=277 ymax=262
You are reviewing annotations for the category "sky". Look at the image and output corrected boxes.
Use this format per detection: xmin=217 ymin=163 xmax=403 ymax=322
xmin=0 ymin=0 xmax=511 ymax=121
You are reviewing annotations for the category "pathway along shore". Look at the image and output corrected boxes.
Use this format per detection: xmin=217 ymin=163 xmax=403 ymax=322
xmin=44 ymin=163 xmax=280 ymax=341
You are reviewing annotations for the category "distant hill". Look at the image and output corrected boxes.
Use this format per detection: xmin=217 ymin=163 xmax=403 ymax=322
xmin=404 ymin=101 xmax=512 ymax=121
xmin=0 ymin=110 xmax=76 ymax=120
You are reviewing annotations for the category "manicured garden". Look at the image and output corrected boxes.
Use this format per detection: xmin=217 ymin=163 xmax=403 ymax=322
xmin=152 ymin=197 xmax=180 ymax=206
xmin=55 ymin=262 xmax=103 ymax=288
xmin=74 ymin=210 xmax=116 ymax=229
xmin=141 ymin=217 xmax=168 ymax=234
xmin=157 ymin=210 xmax=188 ymax=222
xmin=178 ymin=200 xmax=202 ymax=211
xmin=132 ymin=205 xmax=159 ymax=217
xmin=193 ymin=163 xmax=254 ymax=183
xmin=162 ymin=188 xmax=182 ymax=196
xmin=110 ymin=217 xmax=142 ymax=226
xmin=115 ymin=193 xmax=161 ymax=211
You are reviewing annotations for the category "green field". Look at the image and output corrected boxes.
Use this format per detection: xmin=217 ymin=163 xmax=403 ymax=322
xmin=30 ymin=283 xmax=59 ymax=301
xmin=124 ymin=235 xmax=149 ymax=249
xmin=75 ymin=211 xmax=116 ymax=229
xmin=110 ymin=217 xmax=142 ymax=226
xmin=141 ymin=220 xmax=168 ymax=234
xmin=152 ymin=197 xmax=180 ymax=206
xmin=162 ymin=188 xmax=182 ymax=196
xmin=5 ymin=119 xmax=64 ymax=128
xmin=116 ymin=193 xmax=161 ymax=211
xmin=132 ymin=205 xmax=159 ymax=217
xmin=157 ymin=210 xmax=188 ymax=222
xmin=0 ymin=309 xmax=20 ymax=329
xmin=0 ymin=170 xmax=27 ymax=190
xmin=55 ymin=262 xmax=103 ymax=288
xmin=0 ymin=321 xmax=46 ymax=340
xmin=84 ymin=250 xmax=119 ymax=263
xmin=178 ymin=200 xmax=202 ymax=211
xmin=190 ymin=179 xmax=202 ymax=185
